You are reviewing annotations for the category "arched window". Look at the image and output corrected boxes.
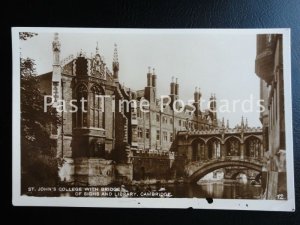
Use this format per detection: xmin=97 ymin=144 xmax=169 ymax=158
xmin=76 ymin=84 xmax=88 ymax=127
xmin=226 ymin=137 xmax=240 ymax=156
xmin=191 ymin=139 xmax=205 ymax=161
xmin=90 ymin=85 xmax=104 ymax=128
xmin=207 ymin=138 xmax=221 ymax=159
xmin=245 ymin=137 xmax=261 ymax=158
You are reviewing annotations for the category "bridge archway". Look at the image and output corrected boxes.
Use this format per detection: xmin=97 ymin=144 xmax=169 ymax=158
xmin=223 ymin=135 xmax=242 ymax=143
xmin=187 ymin=160 xmax=262 ymax=183
xmin=206 ymin=136 xmax=222 ymax=144
xmin=244 ymin=134 xmax=263 ymax=142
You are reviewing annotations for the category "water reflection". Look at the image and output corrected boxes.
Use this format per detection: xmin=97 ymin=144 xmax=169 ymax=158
xmin=164 ymin=180 xmax=262 ymax=199
xmin=41 ymin=180 xmax=262 ymax=199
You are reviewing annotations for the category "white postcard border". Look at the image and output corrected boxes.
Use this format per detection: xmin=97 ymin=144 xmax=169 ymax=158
xmin=12 ymin=27 xmax=295 ymax=211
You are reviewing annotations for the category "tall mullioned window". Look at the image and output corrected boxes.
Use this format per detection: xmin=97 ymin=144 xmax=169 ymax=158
xmin=76 ymin=84 xmax=88 ymax=127
xmin=90 ymin=85 xmax=103 ymax=128
xmin=245 ymin=137 xmax=261 ymax=158
xmin=226 ymin=138 xmax=240 ymax=156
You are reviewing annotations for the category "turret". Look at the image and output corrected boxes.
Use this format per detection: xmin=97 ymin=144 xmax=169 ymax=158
xmin=175 ymin=78 xmax=179 ymax=95
xmin=152 ymin=68 xmax=157 ymax=87
xmin=52 ymin=33 xmax=60 ymax=66
xmin=170 ymin=76 xmax=175 ymax=95
xmin=113 ymin=43 xmax=119 ymax=80
xmin=144 ymin=67 xmax=156 ymax=103
xmin=241 ymin=116 xmax=245 ymax=129
xmin=52 ymin=33 xmax=61 ymax=103
xmin=221 ymin=117 xmax=225 ymax=128
xmin=209 ymin=93 xmax=217 ymax=125
xmin=169 ymin=77 xmax=179 ymax=109
xmin=209 ymin=94 xmax=216 ymax=111
xmin=147 ymin=66 xmax=152 ymax=87
xmin=194 ymin=87 xmax=199 ymax=103
xmin=193 ymin=87 xmax=202 ymax=116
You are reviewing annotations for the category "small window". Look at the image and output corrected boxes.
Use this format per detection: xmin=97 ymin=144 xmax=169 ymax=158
xmin=138 ymin=127 xmax=143 ymax=138
xmin=163 ymin=116 xmax=168 ymax=123
xmin=170 ymin=132 xmax=173 ymax=142
xmin=179 ymin=120 xmax=181 ymax=126
xmin=170 ymin=117 xmax=173 ymax=124
xmin=137 ymin=109 xmax=141 ymax=118
xmin=156 ymin=114 xmax=160 ymax=122
xmin=163 ymin=131 xmax=168 ymax=141
xmin=145 ymin=129 xmax=150 ymax=139
xmin=156 ymin=130 xmax=160 ymax=140
xmin=131 ymin=108 xmax=137 ymax=120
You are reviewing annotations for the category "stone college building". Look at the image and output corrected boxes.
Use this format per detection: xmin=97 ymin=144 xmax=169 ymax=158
xmin=39 ymin=33 xmax=263 ymax=187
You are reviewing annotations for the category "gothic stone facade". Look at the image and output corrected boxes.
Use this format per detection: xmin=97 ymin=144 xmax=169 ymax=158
xmin=39 ymin=33 xmax=218 ymax=185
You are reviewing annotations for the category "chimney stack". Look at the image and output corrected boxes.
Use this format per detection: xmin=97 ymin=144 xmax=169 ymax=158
xmin=147 ymin=66 xmax=152 ymax=87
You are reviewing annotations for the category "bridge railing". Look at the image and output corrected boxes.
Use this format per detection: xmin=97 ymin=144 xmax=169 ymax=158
xmin=225 ymin=156 xmax=263 ymax=164
xmin=185 ymin=156 xmax=263 ymax=177
xmin=188 ymin=156 xmax=263 ymax=166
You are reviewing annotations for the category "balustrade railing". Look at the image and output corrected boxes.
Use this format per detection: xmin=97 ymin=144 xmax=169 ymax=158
xmin=188 ymin=156 xmax=263 ymax=166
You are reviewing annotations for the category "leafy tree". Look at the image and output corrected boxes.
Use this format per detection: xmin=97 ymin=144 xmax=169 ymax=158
xmin=20 ymin=33 xmax=61 ymax=193
xmin=19 ymin=32 xmax=38 ymax=40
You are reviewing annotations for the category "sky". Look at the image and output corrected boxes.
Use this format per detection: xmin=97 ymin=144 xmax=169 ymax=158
xmin=19 ymin=30 xmax=262 ymax=127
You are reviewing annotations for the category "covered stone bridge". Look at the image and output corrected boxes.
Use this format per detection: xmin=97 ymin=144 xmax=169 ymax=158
xmin=174 ymin=126 xmax=263 ymax=182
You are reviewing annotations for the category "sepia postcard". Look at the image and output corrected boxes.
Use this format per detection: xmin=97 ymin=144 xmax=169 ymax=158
xmin=12 ymin=28 xmax=295 ymax=211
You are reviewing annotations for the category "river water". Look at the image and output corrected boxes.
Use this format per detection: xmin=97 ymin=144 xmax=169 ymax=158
xmin=160 ymin=180 xmax=263 ymax=199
